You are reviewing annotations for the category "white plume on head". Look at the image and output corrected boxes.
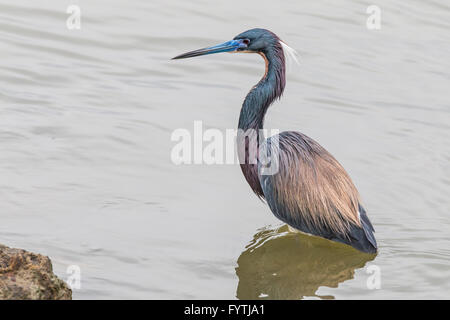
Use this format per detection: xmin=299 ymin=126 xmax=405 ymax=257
xmin=280 ymin=40 xmax=300 ymax=69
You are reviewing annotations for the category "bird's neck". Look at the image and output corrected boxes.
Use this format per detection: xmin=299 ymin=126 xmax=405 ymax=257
xmin=238 ymin=48 xmax=286 ymax=132
xmin=237 ymin=46 xmax=285 ymax=198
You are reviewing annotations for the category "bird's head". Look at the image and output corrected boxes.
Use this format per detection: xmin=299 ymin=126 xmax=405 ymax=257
xmin=172 ymin=28 xmax=292 ymax=60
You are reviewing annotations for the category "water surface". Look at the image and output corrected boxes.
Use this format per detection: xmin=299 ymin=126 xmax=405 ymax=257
xmin=1 ymin=0 xmax=449 ymax=299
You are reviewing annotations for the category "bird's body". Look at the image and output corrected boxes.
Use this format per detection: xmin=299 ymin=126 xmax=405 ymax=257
xmin=258 ymin=132 xmax=377 ymax=253
xmin=173 ymin=28 xmax=377 ymax=253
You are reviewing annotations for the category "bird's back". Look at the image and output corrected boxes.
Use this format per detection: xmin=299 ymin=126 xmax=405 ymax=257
xmin=258 ymin=131 xmax=377 ymax=253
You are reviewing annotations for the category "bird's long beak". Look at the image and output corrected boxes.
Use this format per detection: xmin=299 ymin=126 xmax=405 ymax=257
xmin=172 ymin=39 xmax=247 ymax=60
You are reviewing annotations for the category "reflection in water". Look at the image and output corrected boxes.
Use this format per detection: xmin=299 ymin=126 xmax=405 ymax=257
xmin=236 ymin=225 xmax=376 ymax=300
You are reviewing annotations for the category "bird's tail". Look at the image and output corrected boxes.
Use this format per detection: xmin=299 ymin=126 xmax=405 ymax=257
xmin=333 ymin=204 xmax=377 ymax=254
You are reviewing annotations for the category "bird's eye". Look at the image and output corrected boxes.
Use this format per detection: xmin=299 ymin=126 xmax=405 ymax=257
xmin=242 ymin=39 xmax=250 ymax=45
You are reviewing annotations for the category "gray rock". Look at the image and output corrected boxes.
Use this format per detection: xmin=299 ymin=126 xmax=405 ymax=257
xmin=0 ymin=244 xmax=72 ymax=300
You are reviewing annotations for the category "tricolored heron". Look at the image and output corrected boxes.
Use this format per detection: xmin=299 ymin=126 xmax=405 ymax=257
xmin=173 ymin=28 xmax=377 ymax=253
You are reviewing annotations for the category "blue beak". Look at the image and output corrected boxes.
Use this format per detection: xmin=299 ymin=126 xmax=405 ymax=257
xmin=172 ymin=39 xmax=247 ymax=60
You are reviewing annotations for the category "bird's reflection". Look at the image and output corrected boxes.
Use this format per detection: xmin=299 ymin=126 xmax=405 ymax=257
xmin=235 ymin=225 xmax=376 ymax=300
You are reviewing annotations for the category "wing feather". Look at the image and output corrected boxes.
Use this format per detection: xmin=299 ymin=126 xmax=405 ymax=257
xmin=258 ymin=131 xmax=377 ymax=253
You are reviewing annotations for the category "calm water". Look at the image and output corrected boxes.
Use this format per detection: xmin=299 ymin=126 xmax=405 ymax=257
xmin=1 ymin=0 xmax=449 ymax=299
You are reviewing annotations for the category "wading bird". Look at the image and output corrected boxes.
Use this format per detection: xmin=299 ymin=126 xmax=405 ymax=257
xmin=173 ymin=28 xmax=377 ymax=253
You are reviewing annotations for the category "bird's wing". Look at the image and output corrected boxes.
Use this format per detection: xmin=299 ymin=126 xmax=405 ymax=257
xmin=258 ymin=131 xmax=377 ymax=252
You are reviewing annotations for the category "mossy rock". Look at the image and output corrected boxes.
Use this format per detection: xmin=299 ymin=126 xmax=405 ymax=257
xmin=0 ymin=244 xmax=72 ymax=300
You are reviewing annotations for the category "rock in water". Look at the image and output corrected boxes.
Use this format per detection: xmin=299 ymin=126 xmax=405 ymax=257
xmin=0 ymin=244 xmax=72 ymax=300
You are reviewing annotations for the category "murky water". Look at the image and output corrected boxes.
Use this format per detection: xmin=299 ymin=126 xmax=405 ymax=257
xmin=1 ymin=0 xmax=449 ymax=299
